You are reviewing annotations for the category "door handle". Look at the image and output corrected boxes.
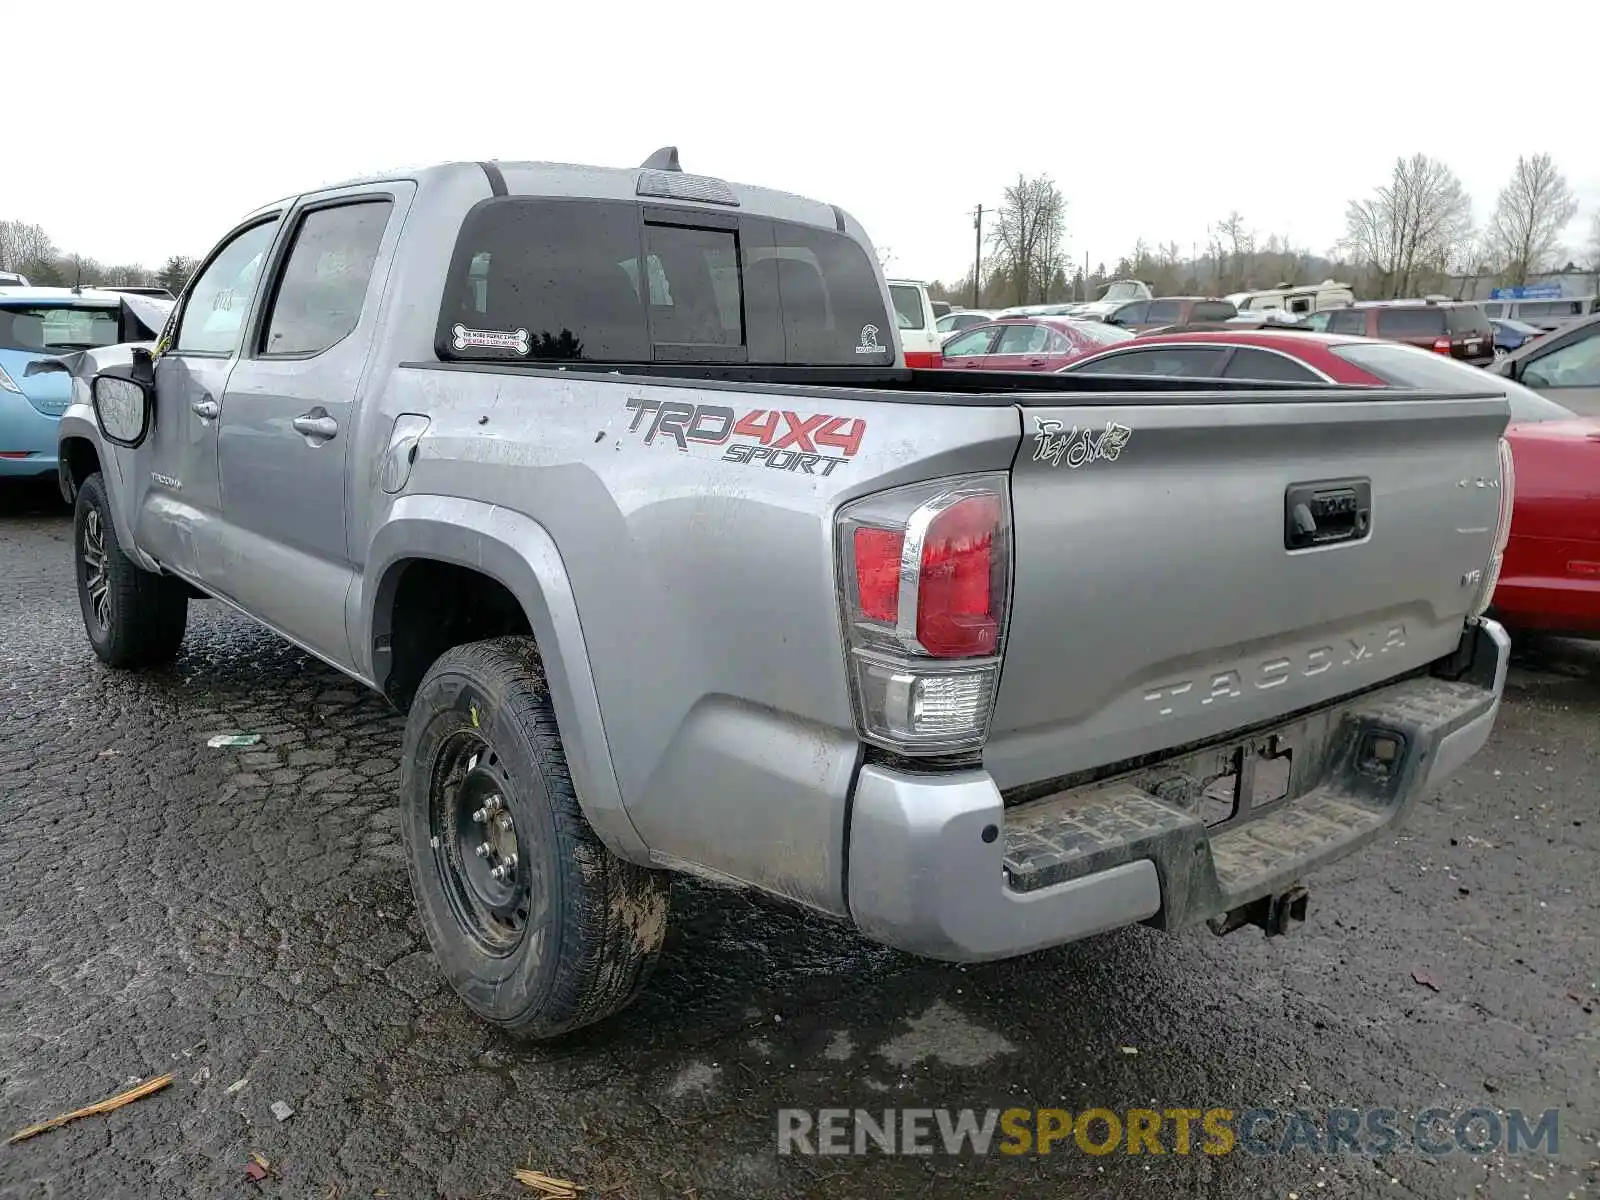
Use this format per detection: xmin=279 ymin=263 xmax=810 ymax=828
xmin=1027 ymin=357 xmax=1047 ymax=367
xmin=292 ymin=412 xmax=339 ymax=441
xmin=191 ymin=397 xmax=219 ymax=419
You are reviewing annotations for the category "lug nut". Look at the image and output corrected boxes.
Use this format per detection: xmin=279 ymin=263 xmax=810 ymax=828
xmin=485 ymin=795 xmax=503 ymax=813
xmin=472 ymin=807 xmax=488 ymax=823
xmin=490 ymin=864 xmax=507 ymax=881
xmin=475 ymin=842 xmax=490 ymax=858
xmin=504 ymin=853 xmax=518 ymax=871
xmin=496 ymin=813 xmax=513 ymax=832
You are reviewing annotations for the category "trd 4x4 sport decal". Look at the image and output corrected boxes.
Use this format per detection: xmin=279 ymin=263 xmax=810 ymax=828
xmin=624 ymin=398 xmax=866 ymax=476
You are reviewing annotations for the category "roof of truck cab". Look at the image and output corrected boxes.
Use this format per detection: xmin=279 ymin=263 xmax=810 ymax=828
xmin=241 ymin=159 xmax=850 ymax=233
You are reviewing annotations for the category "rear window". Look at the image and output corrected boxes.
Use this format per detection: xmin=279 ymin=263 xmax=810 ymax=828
xmin=1445 ymin=305 xmax=1491 ymax=336
xmin=1075 ymin=321 xmax=1137 ymax=347
xmin=1330 ymin=341 xmax=1574 ymax=423
xmin=1375 ymin=307 xmax=1445 ymax=338
xmin=1222 ymin=348 xmax=1322 ymax=382
xmin=890 ymin=284 xmax=926 ymax=330
xmin=1191 ymin=300 xmax=1236 ymax=322
xmin=1145 ymin=300 xmax=1182 ymax=325
xmin=1068 ymin=345 xmax=1230 ymax=376
xmin=1328 ymin=308 xmax=1366 ymax=335
xmin=1517 ymin=300 xmax=1583 ymax=318
xmin=0 ymin=304 xmax=122 ymax=352
xmin=437 ymin=198 xmax=894 ymax=366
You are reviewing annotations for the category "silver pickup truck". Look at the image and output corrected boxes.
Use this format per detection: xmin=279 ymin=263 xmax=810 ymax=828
xmin=58 ymin=150 xmax=1514 ymax=1037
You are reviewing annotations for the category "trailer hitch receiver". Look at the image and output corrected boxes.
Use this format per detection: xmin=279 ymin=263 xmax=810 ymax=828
xmin=1207 ymin=885 xmax=1310 ymax=939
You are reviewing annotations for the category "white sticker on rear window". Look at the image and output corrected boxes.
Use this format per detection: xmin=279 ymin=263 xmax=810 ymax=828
xmin=1032 ymin=416 xmax=1132 ymax=469
xmin=855 ymin=324 xmax=884 ymax=355
xmin=451 ymin=323 xmax=530 ymax=354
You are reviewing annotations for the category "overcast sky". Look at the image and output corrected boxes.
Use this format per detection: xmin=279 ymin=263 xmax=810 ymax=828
xmin=9 ymin=1 xmax=1598 ymax=283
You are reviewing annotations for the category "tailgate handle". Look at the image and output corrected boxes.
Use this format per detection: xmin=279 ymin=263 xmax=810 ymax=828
xmin=1285 ymin=479 xmax=1371 ymax=550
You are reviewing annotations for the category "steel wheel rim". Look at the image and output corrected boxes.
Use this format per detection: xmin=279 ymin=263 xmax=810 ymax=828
xmin=81 ymin=509 xmax=111 ymax=632
xmin=429 ymin=730 xmax=542 ymax=956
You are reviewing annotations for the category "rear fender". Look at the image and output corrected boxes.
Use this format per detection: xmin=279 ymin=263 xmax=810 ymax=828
xmin=360 ymin=494 xmax=649 ymax=864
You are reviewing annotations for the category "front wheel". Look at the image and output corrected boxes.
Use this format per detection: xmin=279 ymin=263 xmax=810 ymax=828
xmin=74 ymin=472 xmax=189 ymax=668
xmin=399 ymin=636 xmax=670 ymax=1038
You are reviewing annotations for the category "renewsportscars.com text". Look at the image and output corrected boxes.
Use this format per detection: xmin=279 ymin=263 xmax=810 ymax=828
xmin=776 ymin=1106 xmax=1560 ymax=1158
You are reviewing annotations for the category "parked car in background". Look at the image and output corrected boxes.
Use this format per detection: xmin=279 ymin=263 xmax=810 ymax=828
xmin=1229 ymin=280 xmax=1354 ymax=317
xmin=1102 ymin=296 xmax=1237 ymax=332
xmin=1303 ymin=300 xmax=1494 ymax=367
xmin=993 ymin=303 xmax=1081 ymax=319
xmin=1492 ymin=311 xmax=1600 ymax=417
xmin=1058 ymin=330 xmax=1368 ymax=382
xmin=93 ymin=284 xmax=176 ymax=300
xmin=887 ymin=278 xmax=943 ymax=368
xmin=1 ymin=288 xmax=170 ymax=483
xmin=936 ymin=309 xmax=994 ymax=339
xmin=930 ymin=299 xmax=951 ymax=319
xmin=1065 ymin=278 xmax=1153 ymax=322
xmin=940 ymin=315 xmax=1134 ymax=370
xmin=0 ymin=271 xmax=31 ymax=289
xmin=1483 ymin=295 xmax=1599 ymax=334
xmin=1063 ymin=330 xmax=1593 ymax=637
xmin=1490 ymin=318 xmax=1545 ymax=356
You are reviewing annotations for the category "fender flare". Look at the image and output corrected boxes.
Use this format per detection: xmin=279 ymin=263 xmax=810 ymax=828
xmin=360 ymin=495 xmax=649 ymax=864
xmin=56 ymin=409 xmax=161 ymax=573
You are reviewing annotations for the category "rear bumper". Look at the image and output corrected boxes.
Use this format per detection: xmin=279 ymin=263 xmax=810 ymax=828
xmin=846 ymin=620 xmax=1508 ymax=961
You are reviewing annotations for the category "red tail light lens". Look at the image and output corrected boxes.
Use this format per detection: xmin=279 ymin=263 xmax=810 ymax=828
xmin=1431 ymin=336 xmax=1452 ymax=355
xmin=853 ymin=527 xmax=904 ymax=621
xmin=916 ymin=494 xmax=1000 ymax=657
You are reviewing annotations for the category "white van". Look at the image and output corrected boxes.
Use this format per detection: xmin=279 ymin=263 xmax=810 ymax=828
xmin=1228 ymin=280 xmax=1355 ymax=317
xmin=887 ymin=278 xmax=944 ymax=367
xmin=1482 ymin=295 xmax=1599 ymax=334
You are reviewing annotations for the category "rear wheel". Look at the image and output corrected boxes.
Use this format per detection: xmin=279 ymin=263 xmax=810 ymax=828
xmin=74 ymin=472 xmax=189 ymax=668
xmin=399 ymin=636 xmax=669 ymax=1038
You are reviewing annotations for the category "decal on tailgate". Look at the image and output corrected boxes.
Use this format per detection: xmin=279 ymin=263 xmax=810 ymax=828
xmin=624 ymin=398 xmax=865 ymax=476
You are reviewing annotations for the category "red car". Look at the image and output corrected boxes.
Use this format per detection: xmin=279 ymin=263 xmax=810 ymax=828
xmin=1062 ymin=331 xmax=1599 ymax=636
xmin=939 ymin=315 xmax=1134 ymax=371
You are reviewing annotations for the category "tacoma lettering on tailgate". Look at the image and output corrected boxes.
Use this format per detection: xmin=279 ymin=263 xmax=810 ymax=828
xmin=1143 ymin=625 xmax=1407 ymax=718
xmin=624 ymin=398 xmax=866 ymax=476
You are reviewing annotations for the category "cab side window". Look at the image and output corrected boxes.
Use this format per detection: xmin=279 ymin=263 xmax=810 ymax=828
xmin=260 ymin=201 xmax=393 ymax=357
xmin=174 ymin=219 xmax=281 ymax=355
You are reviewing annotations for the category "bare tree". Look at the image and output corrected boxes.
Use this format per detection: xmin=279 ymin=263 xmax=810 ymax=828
xmin=989 ymin=174 xmax=1066 ymax=305
xmin=0 ymin=220 xmax=54 ymax=273
xmin=1339 ymin=154 xmax=1473 ymax=299
xmin=1486 ymin=154 xmax=1578 ymax=286
xmin=1213 ymin=212 xmax=1256 ymax=292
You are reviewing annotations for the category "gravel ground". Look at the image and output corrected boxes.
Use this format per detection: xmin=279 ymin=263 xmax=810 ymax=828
xmin=1 ymin=482 xmax=1595 ymax=1200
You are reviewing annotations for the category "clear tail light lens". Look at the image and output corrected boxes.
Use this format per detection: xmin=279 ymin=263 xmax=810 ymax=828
xmin=1468 ymin=436 xmax=1516 ymax=621
xmin=836 ymin=474 xmax=1011 ymax=753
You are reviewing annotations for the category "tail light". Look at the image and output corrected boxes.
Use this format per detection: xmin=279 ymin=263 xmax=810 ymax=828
xmin=1431 ymin=336 xmax=1453 ymax=355
xmin=836 ymin=474 xmax=1011 ymax=753
xmin=1468 ymin=437 xmax=1516 ymax=621
xmin=903 ymin=350 xmax=945 ymax=369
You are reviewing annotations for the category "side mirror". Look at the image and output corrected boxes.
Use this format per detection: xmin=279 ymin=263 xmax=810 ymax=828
xmin=92 ymin=370 xmax=154 ymax=449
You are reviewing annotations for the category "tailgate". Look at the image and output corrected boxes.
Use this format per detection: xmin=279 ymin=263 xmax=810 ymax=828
xmin=983 ymin=389 xmax=1509 ymax=791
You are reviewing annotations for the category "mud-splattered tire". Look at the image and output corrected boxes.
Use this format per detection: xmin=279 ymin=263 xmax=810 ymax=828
xmin=74 ymin=472 xmax=189 ymax=669
xmin=399 ymin=636 xmax=669 ymax=1038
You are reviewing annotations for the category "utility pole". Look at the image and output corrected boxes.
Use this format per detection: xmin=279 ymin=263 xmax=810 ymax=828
xmin=971 ymin=205 xmax=984 ymax=308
